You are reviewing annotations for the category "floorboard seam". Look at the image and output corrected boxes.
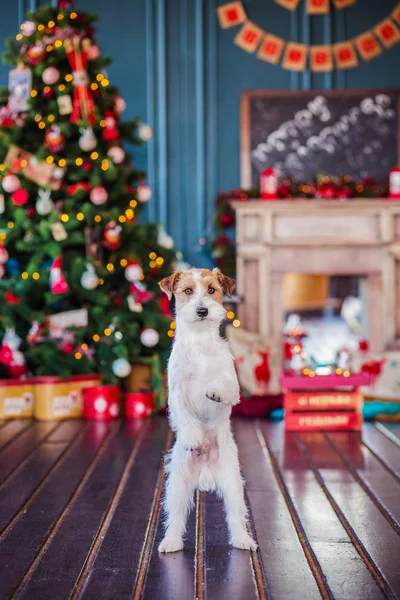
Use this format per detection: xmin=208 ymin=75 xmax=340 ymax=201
xmin=292 ymin=433 xmax=397 ymax=600
xmin=0 ymin=422 xmax=33 ymax=453
xmin=374 ymin=424 xmax=400 ymax=449
xmin=324 ymin=433 xmax=400 ymax=536
xmin=194 ymin=490 xmax=205 ymax=600
xmin=245 ymin=490 xmax=270 ymax=600
xmin=353 ymin=433 xmax=400 ymax=485
xmin=132 ymin=428 xmax=174 ymax=600
xmin=0 ymin=422 xmax=90 ymax=543
xmin=256 ymin=424 xmax=335 ymax=600
xmin=9 ymin=421 xmax=119 ymax=600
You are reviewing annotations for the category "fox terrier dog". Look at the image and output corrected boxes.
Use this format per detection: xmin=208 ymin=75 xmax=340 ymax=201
xmin=157 ymin=267 xmax=257 ymax=553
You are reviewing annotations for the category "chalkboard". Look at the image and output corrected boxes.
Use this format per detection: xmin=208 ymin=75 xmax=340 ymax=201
xmin=241 ymin=90 xmax=400 ymax=187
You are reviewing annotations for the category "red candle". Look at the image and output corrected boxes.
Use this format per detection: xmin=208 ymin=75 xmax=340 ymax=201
xmin=260 ymin=167 xmax=278 ymax=200
xmin=389 ymin=166 xmax=400 ymax=199
xmin=125 ymin=392 xmax=154 ymax=419
xmin=82 ymin=385 xmax=120 ymax=420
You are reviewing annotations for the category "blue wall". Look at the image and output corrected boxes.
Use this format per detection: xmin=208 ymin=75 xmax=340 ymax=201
xmin=1 ymin=0 xmax=400 ymax=265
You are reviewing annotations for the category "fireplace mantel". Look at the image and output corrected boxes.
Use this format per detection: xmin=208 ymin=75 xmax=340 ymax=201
xmin=231 ymin=198 xmax=400 ymax=352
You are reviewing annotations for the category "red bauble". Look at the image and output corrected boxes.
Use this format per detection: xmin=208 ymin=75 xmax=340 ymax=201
xmin=26 ymin=207 xmax=36 ymax=217
xmin=43 ymin=88 xmax=54 ymax=99
xmin=8 ymin=364 xmax=28 ymax=378
xmin=220 ymin=212 xmax=235 ymax=227
xmin=62 ymin=343 xmax=74 ymax=354
xmin=12 ymin=188 xmax=29 ymax=206
xmin=358 ymin=340 xmax=369 ymax=353
xmin=114 ymin=296 xmax=122 ymax=306
xmin=82 ymin=160 xmax=92 ymax=171
xmin=317 ymin=183 xmax=336 ymax=199
xmin=6 ymin=291 xmax=21 ymax=304
xmin=0 ymin=346 xmax=13 ymax=366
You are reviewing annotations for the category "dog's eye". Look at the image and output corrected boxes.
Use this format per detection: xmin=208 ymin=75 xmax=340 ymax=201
xmin=184 ymin=288 xmax=192 ymax=295
xmin=208 ymin=286 xmax=215 ymax=294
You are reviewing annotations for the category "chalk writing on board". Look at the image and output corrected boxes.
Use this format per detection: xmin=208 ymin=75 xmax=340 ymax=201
xmin=245 ymin=92 xmax=398 ymax=185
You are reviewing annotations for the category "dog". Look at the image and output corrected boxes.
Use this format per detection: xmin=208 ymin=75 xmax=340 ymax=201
xmin=157 ymin=267 xmax=257 ymax=553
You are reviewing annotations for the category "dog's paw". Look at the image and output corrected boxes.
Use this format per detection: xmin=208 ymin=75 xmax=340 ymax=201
xmin=206 ymin=390 xmax=221 ymax=403
xmin=158 ymin=536 xmax=184 ymax=553
xmin=179 ymin=427 xmax=203 ymax=451
xmin=230 ymin=532 xmax=258 ymax=551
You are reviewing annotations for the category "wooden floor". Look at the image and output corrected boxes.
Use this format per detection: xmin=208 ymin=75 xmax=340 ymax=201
xmin=0 ymin=417 xmax=399 ymax=600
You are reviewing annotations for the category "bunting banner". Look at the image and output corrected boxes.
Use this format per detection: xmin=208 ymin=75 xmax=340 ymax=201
xmin=216 ymin=1 xmax=400 ymax=71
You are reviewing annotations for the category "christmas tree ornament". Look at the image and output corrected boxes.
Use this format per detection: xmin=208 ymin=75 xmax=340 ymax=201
xmin=114 ymin=96 xmax=126 ymax=114
xmin=137 ymin=122 xmax=153 ymax=141
xmin=52 ymin=166 xmax=65 ymax=180
xmin=112 ymin=358 xmax=132 ymax=378
xmin=102 ymin=110 xmax=119 ymax=141
xmin=3 ymin=328 xmax=22 ymax=351
xmin=107 ymin=146 xmax=125 ymax=164
xmin=0 ymin=264 xmax=4 ymax=278
xmin=0 ymin=194 xmax=4 ymax=214
xmin=50 ymin=256 xmax=69 ymax=294
xmin=86 ymin=44 xmax=100 ymax=60
xmin=389 ymin=166 xmax=400 ymax=199
xmin=42 ymin=66 xmax=60 ymax=85
xmin=284 ymin=313 xmax=305 ymax=338
xmin=27 ymin=321 xmax=41 ymax=345
xmin=8 ymin=66 xmax=32 ymax=112
xmin=90 ymin=186 xmax=108 ymax=205
xmin=336 ymin=347 xmax=352 ymax=372
xmin=137 ymin=183 xmax=152 ymax=203
xmin=260 ymin=167 xmax=278 ymax=200
xmin=81 ymin=264 xmax=99 ymax=290
xmin=26 ymin=42 xmax=46 ymax=65
xmin=52 ymin=222 xmax=68 ymax=241
xmin=157 ymin=228 xmax=174 ymax=249
xmin=43 ymin=87 xmax=54 ymax=99
xmin=0 ymin=345 xmax=13 ymax=366
xmin=104 ymin=221 xmax=122 ymax=251
xmin=129 ymin=282 xmax=153 ymax=307
xmin=0 ymin=242 xmax=9 ymax=264
xmin=64 ymin=36 xmax=95 ymax=125
xmin=21 ymin=20 xmax=36 ymax=36
xmin=140 ymin=328 xmax=159 ymax=347
xmin=290 ymin=347 xmax=307 ymax=375
xmin=5 ymin=290 xmax=21 ymax=304
xmin=79 ymin=127 xmax=97 ymax=152
xmin=57 ymin=94 xmax=73 ymax=115
xmin=44 ymin=125 xmax=64 ymax=152
xmin=36 ymin=189 xmax=54 ymax=215
xmin=125 ymin=260 xmax=143 ymax=282
xmin=2 ymin=173 xmax=21 ymax=193
xmin=12 ymin=188 xmax=29 ymax=206
xmin=127 ymin=296 xmax=143 ymax=313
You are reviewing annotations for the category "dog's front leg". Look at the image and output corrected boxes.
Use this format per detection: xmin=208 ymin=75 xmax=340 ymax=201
xmin=205 ymin=374 xmax=240 ymax=406
xmin=169 ymin=395 xmax=204 ymax=450
xmin=159 ymin=445 xmax=194 ymax=553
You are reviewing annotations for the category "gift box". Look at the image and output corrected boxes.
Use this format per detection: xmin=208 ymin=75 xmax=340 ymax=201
xmin=285 ymin=411 xmax=363 ymax=431
xmin=125 ymin=392 xmax=155 ymax=418
xmin=82 ymin=385 xmax=120 ymax=421
xmin=0 ymin=378 xmax=34 ymax=419
xmin=33 ymin=374 xmax=101 ymax=420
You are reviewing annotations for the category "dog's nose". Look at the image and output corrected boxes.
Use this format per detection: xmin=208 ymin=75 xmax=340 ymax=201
xmin=196 ymin=307 xmax=208 ymax=318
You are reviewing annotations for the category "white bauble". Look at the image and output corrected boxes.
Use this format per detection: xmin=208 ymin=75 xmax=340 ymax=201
xmin=140 ymin=328 xmax=159 ymax=348
xmin=114 ymin=96 xmax=126 ymax=114
xmin=42 ymin=67 xmax=60 ymax=85
xmin=79 ymin=128 xmax=97 ymax=152
xmin=52 ymin=167 xmax=65 ymax=180
xmin=22 ymin=20 xmax=36 ymax=36
xmin=36 ymin=190 xmax=54 ymax=215
xmin=81 ymin=265 xmax=99 ymax=290
xmin=0 ymin=245 xmax=8 ymax=264
xmin=2 ymin=174 xmax=20 ymax=193
xmin=157 ymin=229 xmax=174 ymax=249
xmin=112 ymin=358 xmax=132 ymax=378
xmin=90 ymin=186 xmax=108 ymax=205
xmin=137 ymin=122 xmax=153 ymax=141
xmin=107 ymin=146 xmax=125 ymax=164
xmin=137 ymin=183 xmax=152 ymax=203
xmin=125 ymin=262 xmax=143 ymax=282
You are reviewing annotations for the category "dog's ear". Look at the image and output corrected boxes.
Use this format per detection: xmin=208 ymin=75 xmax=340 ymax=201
xmin=213 ymin=268 xmax=236 ymax=298
xmin=159 ymin=270 xmax=183 ymax=300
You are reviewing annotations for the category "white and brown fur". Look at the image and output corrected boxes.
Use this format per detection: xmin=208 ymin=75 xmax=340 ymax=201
xmin=157 ymin=267 xmax=257 ymax=553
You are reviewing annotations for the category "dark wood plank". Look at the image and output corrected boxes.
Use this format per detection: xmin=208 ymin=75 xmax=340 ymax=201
xmin=359 ymin=424 xmax=400 ymax=483
xmin=0 ymin=421 xmax=60 ymax=486
xmin=44 ymin=420 xmax=84 ymax=443
xmin=298 ymin=428 xmax=400 ymax=596
xmin=378 ymin=423 xmax=400 ymax=441
xmin=375 ymin=423 xmax=400 ymax=447
xmin=0 ymin=421 xmax=32 ymax=452
xmin=235 ymin=419 xmax=322 ymax=600
xmin=0 ymin=421 xmax=115 ymax=598
xmin=325 ymin=432 xmax=400 ymax=531
xmin=16 ymin=420 xmax=146 ymax=600
xmin=71 ymin=417 xmax=169 ymax=600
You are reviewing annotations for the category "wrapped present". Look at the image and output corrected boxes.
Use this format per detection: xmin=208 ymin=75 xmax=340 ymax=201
xmin=125 ymin=392 xmax=154 ymax=418
xmin=0 ymin=378 xmax=34 ymax=419
xmin=82 ymin=385 xmax=120 ymax=421
xmin=285 ymin=411 xmax=363 ymax=431
xmin=33 ymin=374 xmax=100 ymax=420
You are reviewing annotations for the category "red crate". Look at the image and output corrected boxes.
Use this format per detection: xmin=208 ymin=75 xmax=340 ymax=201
xmin=284 ymin=389 xmax=362 ymax=412
xmin=280 ymin=372 xmax=370 ymax=390
xmin=285 ymin=411 xmax=363 ymax=431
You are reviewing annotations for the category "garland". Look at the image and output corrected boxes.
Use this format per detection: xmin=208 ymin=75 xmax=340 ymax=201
xmin=210 ymin=174 xmax=388 ymax=275
xmin=217 ymin=2 xmax=400 ymax=71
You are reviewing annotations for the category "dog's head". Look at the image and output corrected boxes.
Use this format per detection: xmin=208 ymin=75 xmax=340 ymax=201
xmin=159 ymin=268 xmax=235 ymax=327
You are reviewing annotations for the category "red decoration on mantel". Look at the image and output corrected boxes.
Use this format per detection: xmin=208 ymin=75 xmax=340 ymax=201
xmin=82 ymin=385 xmax=120 ymax=420
xmin=260 ymin=167 xmax=278 ymax=200
xmin=389 ymin=166 xmax=400 ymax=199
xmin=125 ymin=392 xmax=154 ymax=418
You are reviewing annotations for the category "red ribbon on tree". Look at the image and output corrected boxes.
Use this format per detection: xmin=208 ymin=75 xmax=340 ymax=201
xmin=64 ymin=37 xmax=95 ymax=125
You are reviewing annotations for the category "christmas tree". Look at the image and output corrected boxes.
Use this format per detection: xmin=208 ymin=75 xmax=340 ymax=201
xmin=0 ymin=3 xmax=176 ymax=383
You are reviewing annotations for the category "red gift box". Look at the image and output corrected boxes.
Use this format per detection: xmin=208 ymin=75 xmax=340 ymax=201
xmin=125 ymin=392 xmax=154 ymax=419
xmin=82 ymin=385 xmax=120 ymax=421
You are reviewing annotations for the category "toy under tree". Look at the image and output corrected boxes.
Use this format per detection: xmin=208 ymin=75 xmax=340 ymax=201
xmin=0 ymin=2 xmax=176 ymax=383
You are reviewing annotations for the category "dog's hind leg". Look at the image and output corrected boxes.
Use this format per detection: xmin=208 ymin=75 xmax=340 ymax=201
xmin=159 ymin=447 xmax=194 ymax=553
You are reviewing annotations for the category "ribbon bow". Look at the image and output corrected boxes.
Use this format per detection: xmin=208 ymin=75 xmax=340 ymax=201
xmin=64 ymin=36 xmax=95 ymax=125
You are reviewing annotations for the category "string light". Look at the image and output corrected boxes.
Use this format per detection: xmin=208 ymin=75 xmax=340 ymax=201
xmin=70 ymin=11 xmax=77 ymax=18
xmin=90 ymin=151 xmax=99 ymax=160
xmin=46 ymin=45 xmax=54 ymax=52
xmin=34 ymin=114 xmax=41 ymax=122
xmin=139 ymin=273 xmax=144 ymax=281
xmin=16 ymin=34 xmax=23 ymax=41
xmin=75 ymin=352 xmax=82 ymax=359
xmin=46 ymin=156 xmax=54 ymax=164
xmin=226 ymin=311 xmax=235 ymax=319
xmin=57 ymin=13 xmax=64 ymax=20
xmin=7 ymin=221 xmax=14 ymax=229
xmin=93 ymin=334 xmax=100 ymax=342
xmin=100 ymin=79 xmax=109 ymax=87
xmin=96 ymin=73 xmax=104 ymax=81
xmin=61 ymin=213 xmax=69 ymax=222
xmin=58 ymin=84 xmax=66 ymax=91
xmin=149 ymin=252 xmax=157 ymax=260
xmin=170 ymin=321 xmax=176 ymax=329
xmin=30 ymin=90 xmax=38 ymax=98
xmin=32 ymin=272 xmax=40 ymax=280
xmin=104 ymin=328 xmax=112 ymax=336
xmin=43 ymin=86 xmax=51 ymax=94
xmin=81 ymin=343 xmax=88 ymax=350
xmin=75 ymin=158 xmax=83 ymax=166
xmin=48 ymin=115 xmax=55 ymax=122
xmin=58 ymin=159 xmax=66 ymax=167
xmin=94 ymin=215 xmax=102 ymax=223
xmin=20 ymin=159 xmax=28 ymax=168
xmin=106 ymin=263 xmax=114 ymax=271
xmin=232 ymin=319 xmax=241 ymax=328
xmin=91 ymin=83 xmax=98 ymax=91
xmin=20 ymin=23 xmax=25 ymax=30
xmin=0 ymin=164 xmax=5 ymax=172
xmin=149 ymin=260 xmax=156 ymax=268
xmin=168 ymin=331 xmax=175 ymax=338
xmin=101 ymin=160 xmax=109 ymax=171
xmin=55 ymin=40 xmax=62 ymax=48
xmin=0 ymin=233 xmax=6 ymax=240
xmin=118 ymin=215 xmax=126 ymax=223
xmin=120 ymin=259 xmax=128 ymax=267
xmin=303 ymin=368 xmax=310 ymax=375
xmin=38 ymin=24 xmax=45 ymax=31
xmin=48 ymin=20 xmax=55 ymax=27
xmin=125 ymin=209 xmax=134 ymax=219
xmin=98 ymin=278 xmax=104 ymax=285
xmin=343 ymin=370 xmax=350 ymax=378
xmin=65 ymin=74 xmax=73 ymax=82
xmin=99 ymin=119 xmax=106 ymax=127
xmin=38 ymin=121 xmax=46 ymax=129
xmin=155 ymin=257 xmax=164 ymax=266
xmin=336 ymin=368 xmax=343 ymax=375
xmin=22 ymin=272 xmax=28 ymax=279
xmin=76 ymin=212 xmax=85 ymax=221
